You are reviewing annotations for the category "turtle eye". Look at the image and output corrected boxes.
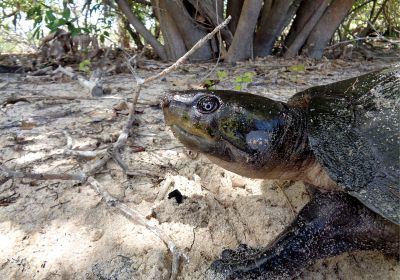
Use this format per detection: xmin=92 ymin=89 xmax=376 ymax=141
xmin=197 ymin=96 xmax=220 ymax=114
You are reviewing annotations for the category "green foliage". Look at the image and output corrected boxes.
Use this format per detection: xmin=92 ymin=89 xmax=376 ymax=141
xmin=338 ymin=0 xmax=400 ymax=42
xmin=1 ymin=0 xmax=397 ymax=56
xmin=288 ymin=64 xmax=305 ymax=72
xmin=234 ymin=72 xmax=254 ymax=91
xmin=27 ymin=2 xmax=88 ymax=39
xmin=0 ymin=0 xmax=30 ymax=29
xmin=216 ymin=70 xmax=228 ymax=80
xmin=79 ymin=59 xmax=91 ymax=73
xmin=203 ymin=70 xmax=255 ymax=91
xmin=203 ymin=70 xmax=228 ymax=89
xmin=0 ymin=0 xmax=114 ymax=44
xmin=99 ymin=30 xmax=110 ymax=44
xmin=0 ymin=36 xmax=18 ymax=52
xmin=203 ymin=79 xmax=216 ymax=89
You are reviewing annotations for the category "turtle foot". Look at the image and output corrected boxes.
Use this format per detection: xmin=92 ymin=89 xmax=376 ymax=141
xmin=206 ymin=245 xmax=263 ymax=280
xmin=206 ymin=192 xmax=399 ymax=280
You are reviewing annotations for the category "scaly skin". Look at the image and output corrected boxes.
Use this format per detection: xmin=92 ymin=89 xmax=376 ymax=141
xmin=162 ymin=72 xmax=399 ymax=279
xmin=163 ymin=90 xmax=315 ymax=181
xmin=206 ymin=192 xmax=399 ymax=279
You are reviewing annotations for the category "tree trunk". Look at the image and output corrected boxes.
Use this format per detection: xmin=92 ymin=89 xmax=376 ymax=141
xmin=254 ymin=0 xmax=301 ymax=57
xmin=284 ymin=0 xmax=327 ymax=48
xmin=114 ymin=0 xmax=359 ymax=62
xmin=226 ymin=0 xmax=244 ymax=35
xmin=125 ymin=20 xmax=144 ymax=50
xmin=151 ymin=0 xmax=186 ymax=60
xmin=186 ymin=0 xmax=233 ymax=45
xmin=164 ymin=0 xmax=214 ymax=61
xmin=225 ymin=0 xmax=263 ymax=63
xmin=304 ymin=0 xmax=355 ymax=59
xmin=115 ymin=0 xmax=167 ymax=60
xmin=217 ymin=0 xmax=224 ymax=21
xmin=118 ymin=18 xmax=131 ymax=48
xmin=284 ymin=0 xmax=330 ymax=58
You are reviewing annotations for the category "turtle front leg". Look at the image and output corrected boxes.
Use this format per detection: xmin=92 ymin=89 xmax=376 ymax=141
xmin=207 ymin=192 xmax=399 ymax=279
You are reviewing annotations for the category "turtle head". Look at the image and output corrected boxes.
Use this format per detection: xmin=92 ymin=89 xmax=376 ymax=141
xmin=162 ymin=90 xmax=301 ymax=178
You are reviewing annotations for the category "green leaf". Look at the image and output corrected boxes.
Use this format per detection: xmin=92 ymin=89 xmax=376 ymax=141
xmin=235 ymin=76 xmax=243 ymax=83
xmin=68 ymin=17 xmax=78 ymax=24
xmin=216 ymin=70 xmax=227 ymax=79
xmin=289 ymin=64 xmax=306 ymax=72
xmin=32 ymin=26 xmax=41 ymax=40
xmin=243 ymin=72 xmax=254 ymax=78
xmin=45 ymin=10 xmax=56 ymax=22
xmin=32 ymin=6 xmax=42 ymax=17
xmin=34 ymin=15 xmax=43 ymax=25
xmin=27 ymin=5 xmax=41 ymax=19
xmin=234 ymin=85 xmax=242 ymax=91
xmin=62 ymin=8 xmax=71 ymax=20
xmin=79 ymin=59 xmax=91 ymax=72
xmin=204 ymin=81 xmax=215 ymax=89
xmin=48 ymin=18 xmax=67 ymax=30
xmin=241 ymin=76 xmax=253 ymax=83
xmin=69 ymin=27 xmax=78 ymax=35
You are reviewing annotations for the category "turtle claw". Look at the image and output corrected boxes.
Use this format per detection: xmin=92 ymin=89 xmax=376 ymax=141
xmin=206 ymin=245 xmax=264 ymax=280
xmin=220 ymin=244 xmax=261 ymax=261
xmin=206 ymin=260 xmax=234 ymax=280
xmin=205 ymin=192 xmax=399 ymax=279
xmin=207 ymin=260 xmax=261 ymax=280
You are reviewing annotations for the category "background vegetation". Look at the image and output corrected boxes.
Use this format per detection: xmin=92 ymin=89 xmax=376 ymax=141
xmin=0 ymin=0 xmax=398 ymax=61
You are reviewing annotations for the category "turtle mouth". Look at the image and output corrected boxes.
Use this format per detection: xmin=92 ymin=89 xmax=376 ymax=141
xmin=170 ymin=125 xmax=216 ymax=152
xmin=170 ymin=125 xmax=194 ymax=139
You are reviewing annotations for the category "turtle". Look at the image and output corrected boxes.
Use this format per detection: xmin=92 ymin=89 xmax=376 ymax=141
xmin=162 ymin=67 xmax=400 ymax=279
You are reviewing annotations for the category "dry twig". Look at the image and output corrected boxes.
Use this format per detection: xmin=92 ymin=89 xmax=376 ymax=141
xmin=89 ymin=16 xmax=231 ymax=279
xmin=87 ymin=176 xmax=184 ymax=278
xmin=53 ymin=66 xmax=105 ymax=97
xmin=273 ymin=181 xmax=296 ymax=218
xmin=0 ymin=165 xmax=86 ymax=182
xmin=1 ymin=15 xmax=232 ymax=280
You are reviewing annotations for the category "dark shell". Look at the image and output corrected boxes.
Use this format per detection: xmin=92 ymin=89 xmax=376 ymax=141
xmin=290 ymin=67 xmax=400 ymax=224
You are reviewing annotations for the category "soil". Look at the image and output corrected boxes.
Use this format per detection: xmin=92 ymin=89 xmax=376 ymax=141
xmin=0 ymin=57 xmax=399 ymax=280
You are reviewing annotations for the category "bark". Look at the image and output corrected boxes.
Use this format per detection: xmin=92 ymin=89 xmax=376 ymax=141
xmin=225 ymin=0 xmax=263 ymax=63
xmin=226 ymin=0 xmax=244 ymax=35
xmin=217 ymin=0 xmax=224 ymax=21
xmin=279 ymin=0 xmax=304 ymax=41
xmin=186 ymin=0 xmax=233 ymax=45
xmin=115 ymin=0 xmax=167 ymax=60
xmin=284 ymin=0 xmax=330 ymax=58
xmin=261 ymin=0 xmax=273 ymax=21
xmin=304 ymin=0 xmax=354 ymax=59
xmin=164 ymin=0 xmax=214 ymax=61
xmin=118 ymin=18 xmax=131 ymax=48
xmin=284 ymin=0 xmax=324 ymax=48
xmin=254 ymin=0 xmax=302 ymax=57
xmin=125 ymin=20 xmax=144 ymax=50
xmin=151 ymin=0 xmax=186 ymax=60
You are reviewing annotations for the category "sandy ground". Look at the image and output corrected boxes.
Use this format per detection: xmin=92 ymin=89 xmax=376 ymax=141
xmin=0 ymin=58 xmax=399 ymax=280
